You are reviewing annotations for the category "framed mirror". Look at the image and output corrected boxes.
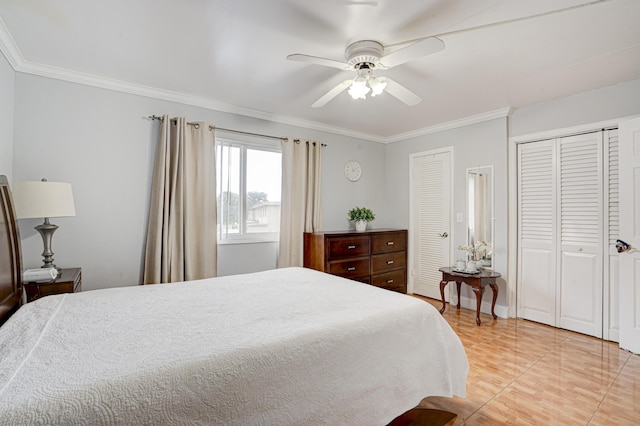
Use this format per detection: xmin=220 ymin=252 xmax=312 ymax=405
xmin=466 ymin=166 xmax=494 ymax=269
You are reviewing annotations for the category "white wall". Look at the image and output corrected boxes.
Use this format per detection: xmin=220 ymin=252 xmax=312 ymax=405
xmin=384 ymin=118 xmax=509 ymax=310
xmin=322 ymin=137 xmax=387 ymax=231
xmin=510 ymin=79 xmax=640 ymax=137
xmin=12 ymin=73 xmax=386 ymax=289
xmin=0 ymin=52 xmax=14 ymax=180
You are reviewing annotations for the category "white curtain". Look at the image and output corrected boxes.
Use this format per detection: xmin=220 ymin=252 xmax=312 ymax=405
xmin=143 ymin=115 xmax=217 ymax=283
xmin=278 ymin=138 xmax=323 ymax=268
xmin=474 ymin=172 xmax=489 ymax=244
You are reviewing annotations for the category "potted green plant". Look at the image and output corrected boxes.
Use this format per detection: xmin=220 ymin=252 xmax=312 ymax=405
xmin=348 ymin=207 xmax=375 ymax=232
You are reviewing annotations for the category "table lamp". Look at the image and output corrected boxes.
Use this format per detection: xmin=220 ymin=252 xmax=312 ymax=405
xmin=12 ymin=179 xmax=76 ymax=271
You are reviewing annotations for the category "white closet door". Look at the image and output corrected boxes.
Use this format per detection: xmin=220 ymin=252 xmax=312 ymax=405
xmin=557 ymin=133 xmax=603 ymax=337
xmin=517 ymin=140 xmax=557 ymax=326
xmin=604 ymin=129 xmax=620 ymax=342
xmin=619 ymin=117 xmax=640 ymax=354
xmin=410 ymin=149 xmax=452 ymax=299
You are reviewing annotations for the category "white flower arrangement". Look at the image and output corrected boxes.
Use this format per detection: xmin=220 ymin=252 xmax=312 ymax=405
xmin=458 ymin=241 xmax=491 ymax=261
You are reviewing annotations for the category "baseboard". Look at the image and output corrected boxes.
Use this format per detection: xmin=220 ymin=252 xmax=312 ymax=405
xmin=456 ymin=295 xmax=508 ymax=319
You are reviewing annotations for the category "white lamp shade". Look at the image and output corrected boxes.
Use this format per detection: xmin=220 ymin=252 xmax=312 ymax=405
xmin=13 ymin=181 xmax=76 ymax=219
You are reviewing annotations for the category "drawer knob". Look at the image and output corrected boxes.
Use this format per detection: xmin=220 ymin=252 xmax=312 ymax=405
xmin=387 ymin=241 xmax=394 ymax=246
xmin=387 ymin=279 xmax=394 ymax=284
xmin=347 ymin=267 xmax=356 ymax=271
xmin=347 ymin=245 xmax=356 ymax=250
xmin=387 ymin=260 xmax=394 ymax=265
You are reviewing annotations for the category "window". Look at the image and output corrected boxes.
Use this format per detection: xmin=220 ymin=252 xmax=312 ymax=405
xmin=216 ymin=139 xmax=281 ymax=242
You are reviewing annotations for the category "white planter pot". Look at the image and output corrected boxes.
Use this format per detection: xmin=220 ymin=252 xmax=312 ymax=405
xmin=355 ymin=220 xmax=367 ymax=232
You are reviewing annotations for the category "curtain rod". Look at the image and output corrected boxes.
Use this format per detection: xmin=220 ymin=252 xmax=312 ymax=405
xmin=148 ymin=115 xmax=288 ymax=142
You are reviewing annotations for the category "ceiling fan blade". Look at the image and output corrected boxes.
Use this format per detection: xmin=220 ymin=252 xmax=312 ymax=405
xmin=379 ymin=37 xmax=445 ymax=69
xmin=383 ymin=78 xmax=421 ymax=106
xmin=336 ymin=1 xmax=378 ymax=5
xmin=311 ymin=80 xmax=353 ymax=108
xmin=287 ymin=54 xmax=349 ymax=70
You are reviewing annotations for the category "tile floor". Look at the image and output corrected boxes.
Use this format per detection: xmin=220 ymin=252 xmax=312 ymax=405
xmin=416 ymin=297 xmax=640 ymax=425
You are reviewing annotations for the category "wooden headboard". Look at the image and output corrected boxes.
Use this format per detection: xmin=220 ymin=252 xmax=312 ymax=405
xmin=0 ymin=175 xmax=23 ymax=325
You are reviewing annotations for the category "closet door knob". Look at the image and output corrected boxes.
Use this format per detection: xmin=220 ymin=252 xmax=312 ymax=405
xmin=439 ymin=232 xmax=448 ymax=238
xmin=616 ymin=239 xmax=632 ymax=253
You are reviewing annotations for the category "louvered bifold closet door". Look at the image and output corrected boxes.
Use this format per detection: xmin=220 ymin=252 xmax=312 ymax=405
xmin=557 ymin=133 xmax=603 ymax=338
xmin=605 ymin=129 xmax=620 ymax=341
xmin=517 ymin=140 xmax=557 ymax=326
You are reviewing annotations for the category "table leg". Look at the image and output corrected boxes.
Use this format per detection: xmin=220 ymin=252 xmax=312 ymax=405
xmin=472 ymin=286 xmax=485 ymax=326
xmin=489 ymin=283 xmax=498 ymax=320
xmin=455 ymin=281 xmax=462 ymax=309
xmin=439 ymin=280 xmax=448 ymax=314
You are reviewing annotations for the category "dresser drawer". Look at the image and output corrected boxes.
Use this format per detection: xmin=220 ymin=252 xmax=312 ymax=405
xmin=371 ymin=270 xmax=406 ymax=293
xmin=327 ymin=236 xmax=370 ymax=259
xmin=371 ymin=251 xmax=406 ymax=274
xmin=328 ymin=257 xmax=370 ymax=278
xmin=352 ymin=275 xmax=371 ymax=284
xmin=371 ymin=231 xmax=407 ymax=254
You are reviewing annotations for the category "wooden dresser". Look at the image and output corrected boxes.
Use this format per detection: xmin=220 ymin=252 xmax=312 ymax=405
xmin=303 ymin=229 xmax=408 ymax=293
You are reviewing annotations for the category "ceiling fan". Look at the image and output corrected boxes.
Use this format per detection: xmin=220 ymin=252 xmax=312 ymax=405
xmin=287 ymin=37 xmax=444 ymax=107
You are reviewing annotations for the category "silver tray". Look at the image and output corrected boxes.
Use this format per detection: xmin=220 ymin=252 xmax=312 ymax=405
xmin=452 ymin=268 xmax=480 ymax=274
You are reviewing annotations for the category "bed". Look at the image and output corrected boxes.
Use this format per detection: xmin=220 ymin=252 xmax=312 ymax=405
xmin=0 ymin=176 xmax=468 ymax=425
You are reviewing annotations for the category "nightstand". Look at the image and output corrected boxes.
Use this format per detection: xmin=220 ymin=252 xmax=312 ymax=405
xmin=23 ymin=267 xmax=82 ymax=303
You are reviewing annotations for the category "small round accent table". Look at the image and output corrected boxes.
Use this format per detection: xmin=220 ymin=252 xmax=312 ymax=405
xmin=438 ymin=267 xmax=501 ymax=326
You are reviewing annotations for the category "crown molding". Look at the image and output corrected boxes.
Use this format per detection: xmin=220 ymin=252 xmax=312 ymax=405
xmin=0 ymin=17 xmax=506 ymax=144
xmin=15 ymin=62 xmax=389 ymax=143
xmin=385 ymin=107 xmax=513 ymax=143
xmin=0 ymin=16 xmax=22 ymax=69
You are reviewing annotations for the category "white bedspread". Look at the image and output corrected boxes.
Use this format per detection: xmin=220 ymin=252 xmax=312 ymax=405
xmin=0 ymin=267 xmax=468 ymax=425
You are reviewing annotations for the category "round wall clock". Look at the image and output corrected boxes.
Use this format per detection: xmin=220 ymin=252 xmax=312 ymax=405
xmin=344 ymin=160 xmax=362 ymax=182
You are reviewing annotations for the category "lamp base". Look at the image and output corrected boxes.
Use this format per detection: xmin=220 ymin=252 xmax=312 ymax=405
xmin=35 ymin=218 xmax=59 ymax=271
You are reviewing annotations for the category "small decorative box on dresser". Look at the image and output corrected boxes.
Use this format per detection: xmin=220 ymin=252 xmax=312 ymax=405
xmin=23 ymin=268 xmax=82 ymax=303
xmin=303 ymin=229 xmax=408 ymax=293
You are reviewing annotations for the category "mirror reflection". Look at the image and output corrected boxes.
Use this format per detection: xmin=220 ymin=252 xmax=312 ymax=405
xmin=467 ymin=166 xmax=493 ymax=269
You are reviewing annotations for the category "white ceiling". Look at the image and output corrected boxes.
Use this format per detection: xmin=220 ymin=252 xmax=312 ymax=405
xmin=1 ymin=0 xmax=639 ymax=141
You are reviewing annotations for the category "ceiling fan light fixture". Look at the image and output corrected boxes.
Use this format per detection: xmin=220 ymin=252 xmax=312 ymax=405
xmin=369 ymin=77 xmax=387 ymax=96
xmin=348 ymin=79 xmax=370 ymax=99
